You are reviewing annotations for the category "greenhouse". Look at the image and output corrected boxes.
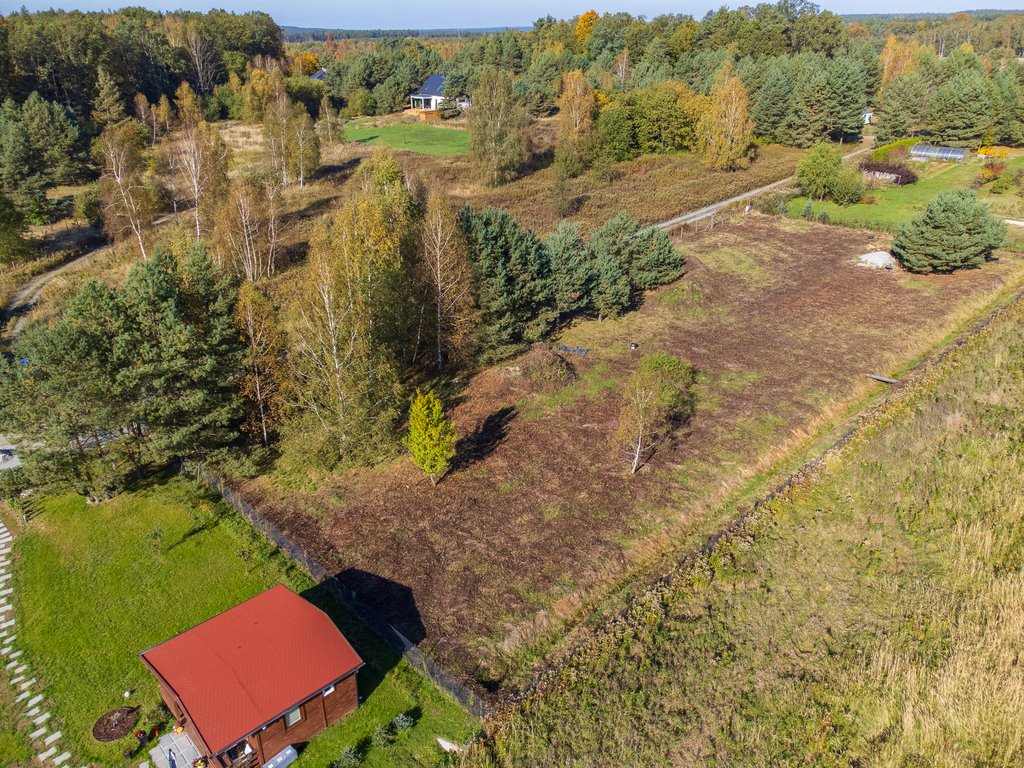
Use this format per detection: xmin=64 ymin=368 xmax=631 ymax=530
xmin=909 ymin=144 xmax=968 ymax=162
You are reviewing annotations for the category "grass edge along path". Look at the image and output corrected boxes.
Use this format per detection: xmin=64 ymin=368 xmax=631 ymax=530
xmin=463 ymin=287 xmax=1024 ymax=765
xmin=6 ymin=478 xmax=477 ymax=767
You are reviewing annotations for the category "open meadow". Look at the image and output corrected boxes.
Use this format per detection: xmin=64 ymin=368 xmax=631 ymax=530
xmin=463 ymin=275 xmax=1024 ymax=767
xmin=3 ymin=478 xmax=476 ymax=766
xmin=234 ymin=214 xmax=1024 ymax=690
xmin=343 ymin=120 xmax=470 ymax=157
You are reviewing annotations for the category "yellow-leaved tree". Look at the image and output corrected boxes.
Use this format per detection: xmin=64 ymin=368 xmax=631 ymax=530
xmin=694 ymin=63 xmax=755 ymax=172
xmin=575 ymin=10 xmax=598 ymax=52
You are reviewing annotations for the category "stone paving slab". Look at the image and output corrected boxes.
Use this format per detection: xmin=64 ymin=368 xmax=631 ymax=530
xmin=25 ymin=705 xmax=40 ymax=717
xmin=1 ymin=619 xmax=16 ymax=629
xmin=53 ymin=752 xmax=71 ymax=766
xmin=20 ymin=676 xmax=36 ymax=689
xmin=38 ymin=746 xmax=56 ymax=760
xmin=33 ymin=711 xmax=50 ymax=726
xmin=15 ymin=690 xmax=30 ymax=702
xmin=43 ymin=731 xmax=61 ymax=745
xmin=27 ymin=693 xmax=42 ymax=706
xmin=28 ymin=726 xmax=46 ymax=739
xmin=0 ymin=587 xmax=15 ymax=596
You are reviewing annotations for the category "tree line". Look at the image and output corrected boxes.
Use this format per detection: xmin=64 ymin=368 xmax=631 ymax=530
xmin=0 ymin=148 xmax=684 ymax=495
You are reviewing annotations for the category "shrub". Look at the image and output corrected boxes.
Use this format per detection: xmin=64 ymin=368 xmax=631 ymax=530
xmin=893 ymin=189 xmax=1006 ymax=273
xmin=796 ymin=143 xmax=842 ymax=200
xmin=801 ymin=200 xmax=814 ymax=219
xmin=328 ymin=747 xmax=361 ymax=768
xmin=74 ymin=183 xmax=103 ymax=227
xmin=371 ymin=724 xmax=395 ymax=749
xmin=991 ymin=170 xmax=1018 ymax=195
xmin=831 ymin=166 xmax=866 ymax=206
xmin=818 ymin=210 xmax=830 ymax=223
xmin=980 ymin=160 xmax=1006 ymax=184
xmin=871 ymin=136 xmax=921 ymax=163
xmin=391 ymin=713 xmax=415 ymax=733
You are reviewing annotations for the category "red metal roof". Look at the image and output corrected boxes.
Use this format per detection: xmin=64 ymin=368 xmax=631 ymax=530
xmin=141 ymin=585 xmax=363 ymax=755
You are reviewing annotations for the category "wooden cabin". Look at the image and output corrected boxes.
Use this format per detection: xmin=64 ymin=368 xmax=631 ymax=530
xmin=141 ymin=585 xmax=363 ymax=768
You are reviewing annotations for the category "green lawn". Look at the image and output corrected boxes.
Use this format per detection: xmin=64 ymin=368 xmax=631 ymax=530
xmin=786 ymin=153 xmax=1024 ymax=246
xmin=344 ymin=122 xmax=469 ymax=157
xmin=7 ymin=477 xmax=476 ymax=766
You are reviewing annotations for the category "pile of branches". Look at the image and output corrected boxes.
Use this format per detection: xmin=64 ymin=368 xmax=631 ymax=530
xmin=860 ymin=159 xmax=918 ymax=185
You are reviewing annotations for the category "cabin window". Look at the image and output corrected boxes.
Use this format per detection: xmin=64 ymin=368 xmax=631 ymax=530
xmin=323 ymin=684 xmax=335 ymax=697
xmin=284 ymin=706 xmax=302 ymax=728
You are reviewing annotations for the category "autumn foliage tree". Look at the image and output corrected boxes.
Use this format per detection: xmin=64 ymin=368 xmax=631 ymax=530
xmin=468 ymin=69 xmax=530 ymax=187
xmin=215 ymin=173 xmax=282 ymax=280
xmin=694 ymin=63 xmax=755 ymax=171
xmin=555 ymin=70 xmax=596 ymax=177
xmin=235 ymin=281 xmax=284 ymax=446
xmin=420 ymin=189 xmax=477 ymax=372
xmin=615 ymin=352 xmax=695 ymax=474
xmin=95 ymin=120 xmax=156 ymax=260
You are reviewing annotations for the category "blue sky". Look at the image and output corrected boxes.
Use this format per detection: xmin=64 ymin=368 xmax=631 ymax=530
xmin=2 ymin=0 xmax=1023 ymax=29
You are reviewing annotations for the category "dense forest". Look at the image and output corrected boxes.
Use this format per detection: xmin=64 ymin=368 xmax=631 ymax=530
xmin=3 ymin=4 xmax=1024 ymax=498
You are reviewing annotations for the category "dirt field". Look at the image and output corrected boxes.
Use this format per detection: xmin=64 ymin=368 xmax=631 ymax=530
xmin=237 ymin=215 xmax=1024 ymax=692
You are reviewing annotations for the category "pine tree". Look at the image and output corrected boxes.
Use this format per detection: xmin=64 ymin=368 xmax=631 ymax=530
xmin=92 ymin=67 xmax=126 ymax=127
xmin=751 ymin=60 xmax=793 ymax=144
xmin=993 ymin=70 xmax=1024 ymax=146
xmin=694 ymin=63 xmax=755 ymax=171
xmin=0 ymin=193 xmax=32 ymax=265
xmin=824 ymin=56 xmax=867 ymax=141
xmin=785 ymin=70 xmax=831 ymax=148
xmin=876 ymin=72 xmax=927 ymax=143
xmin=403 ymin=389 xmax=457 ymax=485
xmin=893 ymin=189 xmax=1006 ymax=273
xmin=927 ymin=69 xmax=995 ymax=146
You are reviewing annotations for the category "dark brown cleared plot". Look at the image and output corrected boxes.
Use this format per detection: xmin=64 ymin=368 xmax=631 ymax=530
xmin=237 ymin=217 xmax=1024 ymax=692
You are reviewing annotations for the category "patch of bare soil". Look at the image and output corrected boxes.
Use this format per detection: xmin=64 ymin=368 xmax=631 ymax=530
xmin=240 ymin=215 xmax=1024 ymax=693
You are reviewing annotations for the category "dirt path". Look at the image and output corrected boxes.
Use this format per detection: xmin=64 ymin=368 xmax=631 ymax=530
xmin=1 ymin=244 xmax=111 ymax=340
xmin=655 ymin=144 xmax=875 ymax=230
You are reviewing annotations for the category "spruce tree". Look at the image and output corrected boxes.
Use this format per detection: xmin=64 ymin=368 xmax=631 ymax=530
xmin=546 ymin=221 xmax=592 ymax=318
xmin=460 ymin=207 xmax=555 ymax=361
xmin=893 ymin=190 xmax=1005 ymax=274
xmin=0 ymin=193 xmax=32 ymax=265
xmin=92 ymin=67 xmax=126 ymax=127
xmin=589 ymin=212 xmax=683 ymax=295
xmin=751 ymin=60 xmax=793 ymax=144
xmin=403 ymin=389 xmax=457 ymax=486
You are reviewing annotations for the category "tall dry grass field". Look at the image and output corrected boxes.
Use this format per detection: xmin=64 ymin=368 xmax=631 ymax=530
xmin=465 ymin=297 xmax=1024 ymax=767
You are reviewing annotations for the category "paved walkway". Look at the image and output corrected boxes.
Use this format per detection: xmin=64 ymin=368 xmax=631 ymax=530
xmin=0 ymin=520 xmax=86 ymax=768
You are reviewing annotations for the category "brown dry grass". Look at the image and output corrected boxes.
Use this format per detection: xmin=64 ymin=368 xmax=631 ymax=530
xmin=238 ymin=215 xmax=1024 ymax=690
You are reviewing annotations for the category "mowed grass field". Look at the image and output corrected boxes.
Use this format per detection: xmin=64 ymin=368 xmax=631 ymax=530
xmin=4 ymin=478 xmax=475 ymax=766
xmin=240 ymin=216 xmax=1024 ymax=690
xmin=464 ymin=290 xmax=1024 ymax=767
xmin=787 ymin=151 xmax=1024 ymax=246
xmin=343 ymin=121 xmax=470 ymax=157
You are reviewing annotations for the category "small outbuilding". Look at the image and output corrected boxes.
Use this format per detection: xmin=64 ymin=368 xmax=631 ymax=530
xmin=910 ymin=144 xmax=967 ymax=163
xmin=141 ymin=585 xmax=363 ymax=768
